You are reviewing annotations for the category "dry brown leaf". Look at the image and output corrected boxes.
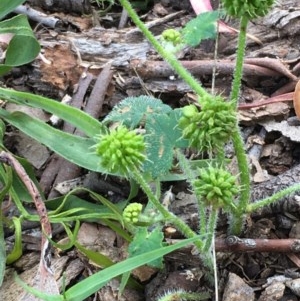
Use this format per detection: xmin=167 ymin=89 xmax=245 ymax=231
xmin=293 ymin=80 xmax=300 ymax=118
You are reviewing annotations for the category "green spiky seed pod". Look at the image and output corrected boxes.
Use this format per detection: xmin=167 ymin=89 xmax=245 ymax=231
xmin=221 ymin=0 xmax=274 ymax=19
xmin=94 ymin=126 xmax=146 ymax=176
xmin=194 ymin=166 xmax=239 ymax=210
xmin=179 ymin=95 xmax=236 ymax=153
xmin=123 ymin=202 xmax=143 ymax=224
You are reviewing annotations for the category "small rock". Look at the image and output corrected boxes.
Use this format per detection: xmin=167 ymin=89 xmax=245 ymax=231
xmin=258 ymin=282 xmax=285 ymax=301
xmin=286 ymin=278 xmax=300 ymax=297
xmin=222 ymin=273 xmax=255 ymax=301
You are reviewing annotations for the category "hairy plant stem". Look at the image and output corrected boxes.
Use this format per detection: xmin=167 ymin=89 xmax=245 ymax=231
xmin=228 ymin=16 xmax=251 ymax=235
xmin=118 ymin=0 xmax=209 ymax=98
xmin=247 ymin=183 xmax=300 ymax=212
xmin=229 ymin=127 xmax=250 ymax=234
xmin=130 ymin=166 xmax=204 ymax=252
xmin=230 ymin=16 xmax=248 ymax=106
xmin=204 ymin=209 xmax=218 ymax=252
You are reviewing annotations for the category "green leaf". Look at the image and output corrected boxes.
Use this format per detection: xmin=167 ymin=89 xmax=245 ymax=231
xmin=0 ymin=164 xmax=13 ymax=285
xmin=0 ymin=119 xmax=6 ymax=146
xmin=15 ymin=235 xmax=204 ymax=301
xmin=46 ymin=194 xmax=127 ymax=217
xmin=64 ymin=235 xmax=203 ymax=301
xmin=0 ymin=87 xmax=104 ymax=138
xmin=5 ymin=34 xmax=40 ymax=66
xmin=182 ymin=11 xmax=219 ymax=47
xmin=6 ymin=217 xmax=22 ymax=264
xmin=75 ymin=243 xmax=114 ymax=268
xmin=104 ymin=95 xmax=172 ymax=128
xmin=105 ymin=96 xmax=188 ymax=178
xmin=0 ymin=15 xmax=40 ymax=75
xmin=144 ymin=109 xmax=188 ymax=178
xmin=0 ymin=109 xmax=107 ymax=173
xmin=0 ymin=0 xmax=26 ymax=20
xmin=128 ymin=226 xmax=164 ymax=268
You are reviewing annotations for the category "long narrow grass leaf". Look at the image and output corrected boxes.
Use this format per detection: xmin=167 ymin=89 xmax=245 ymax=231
xmin=0 ymin=87 xmax=104 ymax=137
xmin=65 ymin=235 xmax=204 ymax=301
xmin=0 ymin=109 xmax=109 ymax=173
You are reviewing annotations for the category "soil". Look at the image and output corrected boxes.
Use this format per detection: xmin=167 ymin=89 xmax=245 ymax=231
xmin=2 ymin=0 xmax=300 ymax=300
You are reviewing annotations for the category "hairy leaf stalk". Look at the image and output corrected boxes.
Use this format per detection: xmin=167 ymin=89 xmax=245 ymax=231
xmin=247 ymin=183 xmax=300 ymax=212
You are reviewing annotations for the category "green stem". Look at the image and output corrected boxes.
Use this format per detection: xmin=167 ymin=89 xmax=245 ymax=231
xmin=204 ymin=209 xmax=218 ymax=252
xmin=230 ymin=16 xmax=249 ymax=106
xmin=119 ymin=0 xmax=209 ymax=98
xmin=130 ymin=166 xmax=204 ymax=252
xmin=230 ymin=126 xmax=250 ymax=234
xmin=247 ymin=183 xmax=300 ymax=212
xmin=228 ymin=16 xmax=251 ymax=235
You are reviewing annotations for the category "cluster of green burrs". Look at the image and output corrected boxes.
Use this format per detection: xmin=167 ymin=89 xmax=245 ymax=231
xmin=94 ymin=126 xmax=146 ymax=176
xmin=179 ymin=95 xmax=236 ymax=153
xmin=194 ymin=166 xmax=239 ymax=210
xmin=123 ymin=202 xmax=143 ymax=224
xmin=222 ymin=0 xmax=275 ymax=18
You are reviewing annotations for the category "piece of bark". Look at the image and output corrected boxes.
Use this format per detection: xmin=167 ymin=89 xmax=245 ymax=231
xmin=47 ymin=64 xmax=113 ymax=199
xmin=251 ymin=163 xmax=300 ymax=217
xmin=39 ymin=72 xmax=93 ymax=196
xmin=27 ymin=0 xmax=91 ymax=15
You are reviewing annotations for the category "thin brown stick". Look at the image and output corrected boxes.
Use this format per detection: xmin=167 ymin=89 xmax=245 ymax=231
xmin=167 ymin=237 xmax=300 ymax=253
xmin=130 ymin=59 xmax=282 ymax=79
xmin=215 ymin=236 xmax=300 ymax=253
xmin=238 ymin=92 xmax=294 ymax=110
xmin=47 ymin=64 xmax=113 ymax=199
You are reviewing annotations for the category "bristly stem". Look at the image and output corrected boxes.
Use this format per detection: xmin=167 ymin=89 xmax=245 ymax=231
xmin=246 ymin=183 xmax=300 ymax=212
xmin=230 ymin=126 xmax=250 ymax=234
xmin=118 ymin=0 xmax=210 ymax=99
xmin=230 ymin=16 xmax=248 ymax=106
xmin=204 ymin=209 xmax=218 ymax=252
xmin=130 ymin=165 xmax=204 ymax=252
xmin=228 ymin=16 xmax=251 ymax=235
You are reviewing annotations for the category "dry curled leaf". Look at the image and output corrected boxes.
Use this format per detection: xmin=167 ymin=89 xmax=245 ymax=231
xmin=293 ymin=80 xmax=300 ymax=118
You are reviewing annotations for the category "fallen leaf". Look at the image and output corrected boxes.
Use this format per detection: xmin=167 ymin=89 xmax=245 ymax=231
xmin=293 ymin=80 xmax=300 ymax=117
